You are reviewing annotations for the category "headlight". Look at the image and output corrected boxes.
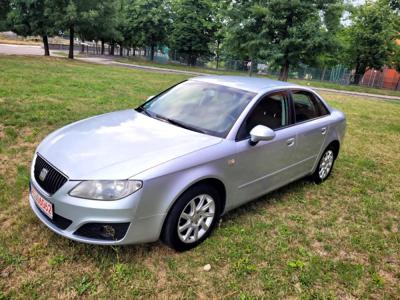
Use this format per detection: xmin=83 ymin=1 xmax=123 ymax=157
xmin=69 ymin=180 xmax=143 ymax=200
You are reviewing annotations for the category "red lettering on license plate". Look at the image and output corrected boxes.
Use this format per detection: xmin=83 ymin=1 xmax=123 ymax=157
xmin=31 ymin=185 xmax=53 ymax=219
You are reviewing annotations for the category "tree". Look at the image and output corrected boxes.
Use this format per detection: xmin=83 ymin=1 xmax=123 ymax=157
xmin=0 ymin=0 xmax=11 ymax=31
xmin=127 ymin=0 xmax=170 ymax=61
xmin=222 ymin=0 xmax=343 ymax=79
xmin=223 ymin=0 xmax=264 ymax=75
xmin=347 ymin=0 xmax=399 ymax=84
xmin=84 ymin=0 xmax=122 ymax=55
xmin=254 ymin=0 xmax=343 ymax=81
xmin=7 ymin=0 xmax=55 ymax=56
xmin=210 ymin=1 xmax=228 ymax=69
xmin=169 ymin=0 xmax=214 ymax=66
xmin=48 ymin=0 xmax=105 ymax=59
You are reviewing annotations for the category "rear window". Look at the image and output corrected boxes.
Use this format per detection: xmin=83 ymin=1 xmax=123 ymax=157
xmin=292 ymin=91 xmax=329 ymax=123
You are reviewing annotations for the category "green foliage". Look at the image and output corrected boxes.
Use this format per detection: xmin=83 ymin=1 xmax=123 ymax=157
xmin=74 ymin=275 xmax=93 ymax=296
xmin=0 ymin=0 xmax=11 ymax=31
xmin=126 ymin=0 xmax=170 ymax=60
xmin=223 ymin=0 xmax=262 ymax=62
xmin=223 ymin=0 xmax=344 ymax=80
xmin=7 ymin=0 xmax=55 ymax=37
xmin=169 ymin=0 xmax=215 ymax=65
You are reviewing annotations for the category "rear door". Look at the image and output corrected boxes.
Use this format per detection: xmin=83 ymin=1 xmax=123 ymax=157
xmin=289 ymin=90 xmax=331 ymax=174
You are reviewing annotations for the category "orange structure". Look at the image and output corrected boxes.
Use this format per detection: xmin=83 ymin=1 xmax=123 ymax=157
xmin=360 ymin=40 xmax=400 ymax=90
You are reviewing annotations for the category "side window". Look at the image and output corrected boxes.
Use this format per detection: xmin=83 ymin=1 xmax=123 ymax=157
xmin=292 ymin=91 xmax=328 ymax=123
xmin=237 ymin=92 xmax=289 ymax=140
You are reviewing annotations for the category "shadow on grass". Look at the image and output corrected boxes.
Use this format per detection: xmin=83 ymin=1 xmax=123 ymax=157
xmin=43 ymin=175 xmax=314 ymax=265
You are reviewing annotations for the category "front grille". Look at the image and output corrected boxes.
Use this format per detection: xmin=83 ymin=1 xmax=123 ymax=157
xmin=34 ymin=155 xmax=68 ymax=195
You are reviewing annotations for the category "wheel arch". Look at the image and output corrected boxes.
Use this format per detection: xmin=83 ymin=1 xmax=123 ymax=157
xmin=327 ymin=140 xmax=340 ymax=159
xmin=159 ymin=176 xmax=227 ymax=239
xmin=168 ymin=177 xmax=227 ymax=217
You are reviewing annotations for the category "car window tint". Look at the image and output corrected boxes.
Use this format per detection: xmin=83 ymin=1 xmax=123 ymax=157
xmin=315 ymin=96 xmax=330 ymax=116
xmin=292 ymin=91 xmax=320 ymax=122
xmin=237 ymin=92 xmax=289 ymax=140
xmin=143 ymin=81 xmax=256 ymax=137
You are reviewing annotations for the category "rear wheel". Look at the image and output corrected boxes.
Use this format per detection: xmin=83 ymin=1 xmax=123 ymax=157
xmin=312 ymin=146 xmax=336 ymax=184
xmin=161 ymin=184 xmax=221 ymax=251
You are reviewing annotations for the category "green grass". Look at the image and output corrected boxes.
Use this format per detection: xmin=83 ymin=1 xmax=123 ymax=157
xmin=0 ymin=55 xmax=399 ymax=299
xmin=116 ymin=56 xmax=400 ymax=98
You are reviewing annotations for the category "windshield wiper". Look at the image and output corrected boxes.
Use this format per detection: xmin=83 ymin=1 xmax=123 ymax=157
xmin=136 ymin=107 xmax=152 ymax=117
xmin=162 ymin=117 xmax=207 ymax=134
xmin=137 ymin=108 xmax=206 ymax=134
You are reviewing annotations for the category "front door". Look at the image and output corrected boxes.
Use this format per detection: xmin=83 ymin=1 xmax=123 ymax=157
xmin=231 ymin=91 xmax=299 ymax=208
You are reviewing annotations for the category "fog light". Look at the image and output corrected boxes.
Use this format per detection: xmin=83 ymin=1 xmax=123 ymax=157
xmin=74 ymin=222 xmax=130 ymax=241
xmin=101 ymin=225 xmax=116 ymax=239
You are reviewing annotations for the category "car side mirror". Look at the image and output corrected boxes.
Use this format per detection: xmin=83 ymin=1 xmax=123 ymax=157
xmin=249 ymin=125 xmax=275 ymax=146
xmin=147 ymin=95 xmax=155 ymax=101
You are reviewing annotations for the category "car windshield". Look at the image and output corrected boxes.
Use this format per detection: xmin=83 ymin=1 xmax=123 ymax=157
xmin=140 ymin=81 xmax=256 ymax=137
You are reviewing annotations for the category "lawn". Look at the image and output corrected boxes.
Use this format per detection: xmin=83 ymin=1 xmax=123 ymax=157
xmin=116 ymin=56 xmax=400 ymax=98
xmin=0 ymin=55 xmax=399 ymax=299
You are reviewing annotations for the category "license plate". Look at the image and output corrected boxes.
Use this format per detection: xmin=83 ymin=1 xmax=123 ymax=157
xmin=31 ymin=184 xmax=53 ymax=219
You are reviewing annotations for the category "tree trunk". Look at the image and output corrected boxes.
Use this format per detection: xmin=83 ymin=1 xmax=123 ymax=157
xmin=133 ymin=48 xmax=135 ymax=56
xmin=80 ymin=43 xmax=84 ymax=54
xmin=353 ymin=63 xmax=366 ymax=85
xmin=321 ymin=66 xmax=327 ymax=81
xmin=248 ymin=59 xmax=253 ymax=77
xmin=278 ymin=60 xmax=290 ymax=81
xmin=216 ymin=40 xmax=220 ymax=69
xmin=68 ymin=25 xmax=74 ymax=59
xmin=110 ymin=42 xmax=115 ymax=56
xmin=101 ymin=40 xmax=105 ymax=55
xmin=119 ymin=44 xmax=123 ymax=56
xmin=150 ymin=44 xmax=155 ymax=61
xmin=42 ymin=35 xmax=50 ymax=56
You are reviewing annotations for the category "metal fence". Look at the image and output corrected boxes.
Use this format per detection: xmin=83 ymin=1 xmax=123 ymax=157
xmin=48 ymin=42 xmax=400 ymax=91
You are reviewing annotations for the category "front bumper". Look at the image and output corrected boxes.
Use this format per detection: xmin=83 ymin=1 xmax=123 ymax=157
xmin=29 ymin=178 xmax=165 ymax=245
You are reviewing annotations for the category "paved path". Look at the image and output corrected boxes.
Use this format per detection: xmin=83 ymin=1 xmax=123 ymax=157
xmin=76 ymin=56 xmax=400 ymax=101
xmin=309 ymin=87 xmax=400 ymax=101
xmin=75 ymin=56 xmax=206 ymax=76
xmin=1 ymin=43 xmax=399 ymax=101
xmin=0 ymin=43 xmax=46 ymax=55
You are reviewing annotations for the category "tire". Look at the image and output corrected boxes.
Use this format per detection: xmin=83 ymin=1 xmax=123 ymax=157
xmin=161 ymin=184 xmax=221 ymax=251
xmin=312 ymin=146 xmax=337 ymax=184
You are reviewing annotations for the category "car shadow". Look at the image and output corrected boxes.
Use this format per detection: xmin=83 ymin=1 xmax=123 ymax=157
xmin=50 ymin=176 xmax=315 ymax=260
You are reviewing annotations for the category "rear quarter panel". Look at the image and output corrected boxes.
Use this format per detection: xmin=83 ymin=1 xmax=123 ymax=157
xmin=311 ymin=108 xmax=346 ymax=173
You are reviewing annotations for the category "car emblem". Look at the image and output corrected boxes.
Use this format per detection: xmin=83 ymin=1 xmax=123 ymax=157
xmin=39 ymin=168 xmax=49 ymax=181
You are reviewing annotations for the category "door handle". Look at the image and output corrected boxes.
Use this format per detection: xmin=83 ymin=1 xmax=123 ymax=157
xmin=287 ymin=138 xmax=295 ymax=147
xmin=321 ymin=127 xmax=327 ymax=135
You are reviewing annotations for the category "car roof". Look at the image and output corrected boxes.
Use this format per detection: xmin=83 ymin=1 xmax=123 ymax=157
xmin=190 ymin=75 xmax=302 ymax=94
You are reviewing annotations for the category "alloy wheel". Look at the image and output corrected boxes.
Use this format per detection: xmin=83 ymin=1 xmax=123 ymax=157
xmin=177 ymin=194 xmax=215 ymax=243
xmin=319 ymin=150 xmax=334 ymax=180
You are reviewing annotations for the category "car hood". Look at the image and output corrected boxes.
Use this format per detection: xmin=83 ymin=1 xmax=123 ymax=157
xmin=37 ymin=109 xmax=222 ymax=179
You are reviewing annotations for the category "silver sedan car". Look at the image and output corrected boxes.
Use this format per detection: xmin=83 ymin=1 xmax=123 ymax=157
xmin=29 ymin=76 xmax=346 ymax=251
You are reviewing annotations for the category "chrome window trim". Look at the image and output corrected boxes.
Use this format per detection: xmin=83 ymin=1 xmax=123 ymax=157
xmin=233 ymin=87 xmax=332 ymax=142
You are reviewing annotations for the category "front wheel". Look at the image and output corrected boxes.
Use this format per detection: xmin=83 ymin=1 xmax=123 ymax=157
xmin=312 ymin=147 xmax=336 ymax=184
xmin=161 ymin=184 xmax=221 ymax=251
